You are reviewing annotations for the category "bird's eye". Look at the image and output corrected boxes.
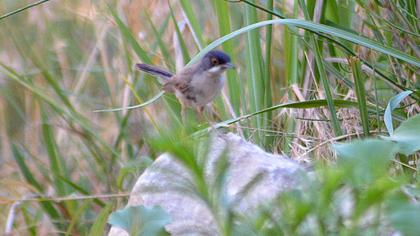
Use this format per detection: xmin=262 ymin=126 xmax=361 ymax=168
xmin=211 ymin=57 xmax=219 ymax=65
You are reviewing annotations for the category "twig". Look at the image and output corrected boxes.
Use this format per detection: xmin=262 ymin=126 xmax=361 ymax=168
xmin=2 ymin=193 xmax=130 ymax=205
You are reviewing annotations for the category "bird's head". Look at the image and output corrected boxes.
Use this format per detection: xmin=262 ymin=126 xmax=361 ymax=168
xmin=201 ymin=50 xmax=234 ymax=75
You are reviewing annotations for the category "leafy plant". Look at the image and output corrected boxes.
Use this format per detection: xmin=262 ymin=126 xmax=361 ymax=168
xmin=108 ymin=205 xmax=171 ymax=236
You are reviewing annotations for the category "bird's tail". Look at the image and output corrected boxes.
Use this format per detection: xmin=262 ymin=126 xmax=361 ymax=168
xmin=135 ymin=64 xmax=173 ymax=80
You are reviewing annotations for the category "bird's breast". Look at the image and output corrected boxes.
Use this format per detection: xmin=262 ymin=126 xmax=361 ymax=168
xmin=190 ymin=74 xmax=225 ymax=106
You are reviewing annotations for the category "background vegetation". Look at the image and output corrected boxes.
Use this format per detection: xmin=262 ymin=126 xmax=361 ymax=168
xmin=0 ymin=0 xmax=419 ymax=235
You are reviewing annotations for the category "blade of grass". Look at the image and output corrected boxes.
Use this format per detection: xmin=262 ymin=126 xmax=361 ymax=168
xmin=146 ymin=13 xmax=175 ymax=70
xmin=12 ymin=144 xmax=64 ymax=230
xmin=110 ymin=8 xmax=152 ymax=64
xmin=0 ymin=0 xmax=52 ymax=20
xmin=283 ymin=0 xmax=299 ymax=153
xmin=110 ymin=8 xmax=183 ymax=126
xmin=263 ymin=0 xmax=274 ymax=147
xmin=169 ymin=2 xmax=191 ymax=63
xmin=189 ymin=19 xmax=420 ymax=68
xmin=349 ymin=56 xmax=370 ymax=136
xmin=245 ymin=1 xmax=265 ymax=144
xmin=213 ymin=0 xmax=241 ymax=115
xmin=65 ymin=200 xmax=92 ymax=236
xmin=192 ymin=99 xmax=360 ymax=138
xmin=88 ymin=204 xmax=113 ymax=236
xmin=41 ymin=109 xmax=68 ymax=195
xmin=0 ymin=63 xmax=119 ymax=159
xmin=179 ymin=0 xmax=204 ymax=49
xmin=233 ymin=0 xmax=419 ymax=101
xmin=299 ymin=0 xmax=342 ymax=136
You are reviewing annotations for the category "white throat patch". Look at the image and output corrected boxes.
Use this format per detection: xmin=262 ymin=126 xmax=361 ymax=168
xmin=207 ymin=65 xmax=225 ymax=74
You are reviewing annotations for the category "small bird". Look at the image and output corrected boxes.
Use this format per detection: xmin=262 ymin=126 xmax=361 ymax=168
xmin=135 ymin=50 xmax=234 ymax=120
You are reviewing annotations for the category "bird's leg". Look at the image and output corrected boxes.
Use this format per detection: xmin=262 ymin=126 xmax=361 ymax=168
xmin=209 ymin=105 xmax=221 ymax=121
xmin=181 ymin=102 xmax=187 ymax=125
xmin=196 ymin=106 xmax=205 ymax=122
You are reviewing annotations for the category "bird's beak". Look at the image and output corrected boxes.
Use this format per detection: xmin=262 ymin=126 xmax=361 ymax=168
xmin=222 ymin=62 xmax=235 ymax=69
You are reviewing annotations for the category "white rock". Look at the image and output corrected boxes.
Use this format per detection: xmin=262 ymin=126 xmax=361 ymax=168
xmin=108 ymin=133 xmax=304 ymax=236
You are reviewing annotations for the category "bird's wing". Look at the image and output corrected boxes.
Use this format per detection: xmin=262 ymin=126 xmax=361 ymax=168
xmin=163 ymin=65 xmax=197 ymax=93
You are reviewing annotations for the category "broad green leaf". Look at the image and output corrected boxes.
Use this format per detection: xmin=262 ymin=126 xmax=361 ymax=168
xmin=108 ymin=205 xmax=171 ymax=236
xmin=334 ymin=139 xmax=398 ymax=185
xmin=387 ymin=194 xmax=420 ymax=236
xmin=383 ymin=114 xmax=420 ymax=156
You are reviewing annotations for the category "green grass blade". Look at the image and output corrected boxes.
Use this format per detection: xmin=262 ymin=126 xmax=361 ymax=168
xmin=0 ymin=63 xmax=119 ymax=158
xmin=12 ymin=144 xmax=64 ymax=230
xmin=213 ymin=0 xmax=241 ymax=115
xmin=110 ymin=8 xmax=152 ymax=64
xmin=146 ymin=13 xmax=175 ymax=70
xmin=299 ymin=0 xmax=342 ymax=136
xmin=349 ymin=57 xmax=370 ymax=136
xmin=179 ymin=0 xmax=204 ymax=48
xmin=188 ymin=19 xmax=420 ymax=68
xmin=245 ymin=1 xmax=265 ymax=144
xmin=0 ymin=0 xmax=51 ymax=20
xmin=169 ymin=3 xmax=191 ymax=63
xmin=191 ymin=99 xmax=360 ymax=138
xmin=65 ymin=200 xmax=92 ymax=236
xmin=263 ymin=0 xmax=274 ymax=141
xmin=12 ymin=144 xmax=44 ymax=192
xmin=283 ymin=0 xmax=299 ymax=153
xmin=93 ymin=91 xmax=164 ymax=112
xmin=41 ymin=109 xmax=68 ymax=195
xmin=88 ymin=204 xmax=113 ymax=236
xmin=222 ymin=99 xmax=359 ymax=126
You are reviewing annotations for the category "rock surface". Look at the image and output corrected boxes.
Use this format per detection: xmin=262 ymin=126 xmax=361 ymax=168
xmin=108 ymin=132 xmax=305 ymax=236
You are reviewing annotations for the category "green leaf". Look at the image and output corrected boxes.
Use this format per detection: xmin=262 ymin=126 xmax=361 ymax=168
xmin=334 ymin=139 xmax=398 ymax=185
xmin=384 ymin=90 xmax=413 ymax=135
xmin=387 ymin=194 xmax=420 ymax=236
xmin=108 ymin=205 xmax=171 ymax=236
xmin=383 ymin=114 xmax=420 ymax=156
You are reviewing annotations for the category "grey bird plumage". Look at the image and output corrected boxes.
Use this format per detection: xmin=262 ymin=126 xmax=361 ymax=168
xmin=135 ymin=50 xmax=234 ymax=110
